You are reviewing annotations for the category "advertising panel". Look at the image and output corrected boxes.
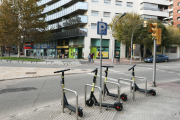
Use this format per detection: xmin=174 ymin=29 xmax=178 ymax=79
xmin=96 ymin=52 xmax=108 ymax=58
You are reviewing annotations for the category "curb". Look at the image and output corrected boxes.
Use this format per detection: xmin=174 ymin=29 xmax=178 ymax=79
xmin=0 ymin=71 xmax=91 ymax=82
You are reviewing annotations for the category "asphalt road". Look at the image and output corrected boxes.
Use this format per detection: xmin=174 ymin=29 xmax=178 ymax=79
xmin=0 ymin=61 xmax=180 ymax=119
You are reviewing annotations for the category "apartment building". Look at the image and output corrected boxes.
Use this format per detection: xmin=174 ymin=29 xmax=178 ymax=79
xmin=24 ymin=0 xmax=175 ymax=59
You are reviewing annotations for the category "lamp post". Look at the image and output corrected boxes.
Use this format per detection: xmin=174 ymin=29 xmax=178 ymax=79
xmin=111 ymin=12 xmax=127 ymax=63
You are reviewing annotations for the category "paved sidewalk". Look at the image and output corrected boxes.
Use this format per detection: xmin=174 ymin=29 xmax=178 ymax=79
xmin=1 ymin=81 xmax=180 ymax=120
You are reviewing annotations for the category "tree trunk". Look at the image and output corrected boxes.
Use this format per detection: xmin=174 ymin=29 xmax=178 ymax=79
xmin=0 ymin=46 xmax=2 ymax=57
xmin=18 ymin=43 xmax=20 ymax=58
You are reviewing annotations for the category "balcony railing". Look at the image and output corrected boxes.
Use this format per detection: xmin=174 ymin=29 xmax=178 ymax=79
xmin=45 ymin=2 xmax=88 ymax=22
xmin=41 ymin=0 xmax=80 ymax=14
xmin=141 ymin=7 xmax=168 ymax=12
xmin=48 ymin=15 xmax=87 ymax=30
xmin=51 ymin=28 xmax=87 ymax=39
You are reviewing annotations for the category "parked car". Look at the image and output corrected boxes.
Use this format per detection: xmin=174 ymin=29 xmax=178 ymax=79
xmin=20 ymin=52 xmax=24 ymax=55
xmin=12 ymin=52 xmax=18 ymax=55
xmin=144 ymin=54 xmax=169 ymax=63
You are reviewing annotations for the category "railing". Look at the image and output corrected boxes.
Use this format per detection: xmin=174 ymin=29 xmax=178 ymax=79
xmin=103 ymin=81 xmax=121 ymax=102
xmin=141 ymin=7 xmax=169 ymax=13
xmin=45 ymin=2 xmax=88 ymax=22
xmin=50 ymin=28 xmax=87 ymax=40
xmin=118 ymin=76 xmax=147 ymax=101
xmin=85 ymin=84 xmax=102 ymax=113
xmin=48 ymin=15 xmax=87 ymax=30
xmin=62 ymin=88 xmax=79 ymax=120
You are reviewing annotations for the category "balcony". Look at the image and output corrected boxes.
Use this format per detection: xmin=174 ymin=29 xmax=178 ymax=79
xmin=168 ymin=9 xmax=173 ymax=12
xmin=48 ymin=15 xmax=87 ymax=30
xmin=42 ymin=0 xmax=81 ymax=14
xmin=51 ymin=28 xmax=87 ymax=39
xmin=37 ymin=0 xmax=53 ymax=6
xmin=140 ymin=7 xmax=169 ymax=18
xmin=45 ymin=2 xmax=88 ymax=22
xmin=169 ymin=1 xmax=173 ymax=5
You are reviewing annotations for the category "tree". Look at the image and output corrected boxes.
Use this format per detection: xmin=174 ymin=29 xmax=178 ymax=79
xmin=166 ymin=25 xmax=180 ymax=45
xmin=110 ymin=12 xmax=174 ymax=58
xmin=0 ymin=0 xmax=53 ymax=57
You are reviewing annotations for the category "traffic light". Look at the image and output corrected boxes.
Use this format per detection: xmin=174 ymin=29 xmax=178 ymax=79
xmin=133 ymin=44 xmax=136 ymax=49
xmin=149 ymin=23 xmax=157 ymax=39
xmin=156 ymin=28 xmax=161 ymax=45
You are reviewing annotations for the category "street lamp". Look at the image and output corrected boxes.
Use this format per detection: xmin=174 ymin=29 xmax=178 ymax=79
xmin=111 ymin=12 xmax=127 ymax=63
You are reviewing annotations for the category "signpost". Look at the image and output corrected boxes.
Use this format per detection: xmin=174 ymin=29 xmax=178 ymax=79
xmin=97 ymin=19 xmax=107 ymax=88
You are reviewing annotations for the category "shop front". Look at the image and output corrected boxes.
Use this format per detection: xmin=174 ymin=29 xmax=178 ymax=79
xmin=90 ymin=39 xmax=109 ymax=59
xmin=24 ymin=43 xmax=33 ymax=56
xmin=33 ymin=47 xmax=56 ymax=56
xmin=69 ymin=45 xmax=84 ymax=59
xmin=114 ymin=40 xmax=121 ymax=59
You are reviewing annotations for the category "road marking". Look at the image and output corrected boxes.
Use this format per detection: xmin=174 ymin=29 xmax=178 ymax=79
xmin=147 ymin=68 xmax=152 ymax=69
xmin=87 ymin=73 xmax=130 ymax=85
xmin=168 ymin=72 xmax=174 ymax=74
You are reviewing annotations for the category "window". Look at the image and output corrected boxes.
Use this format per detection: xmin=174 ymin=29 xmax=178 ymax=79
xmin=170 ymin=5 xmax=173 ymax=9
xmin=177 ymin=24 xmax=180 ymax=28
xmin=127 ymin=2 xmax=133 ymax=7
xmin=165 ymin=47 xmax=177 ymax=53
xmin=178 ymin=2 xmax=180 ymax=6
xmin=104 ymin=12 xmax=110 ymax=17
xmin=91 ymin=23 xmax=97 ymax=29
xmin=104 ymin=0 xmax=110 ymax=5
xmin=178 ymin=10 xmax=180 ymax=13
xmin=92 ymin=0 xmax=98 ymax=3
xmin=107 ymin=25 xmax=110 ymax=30
xmin=178 ymin=17 xmax=180 ymax=21
xmin=170 ymin=12 xmax=173 ymax=16
xmin=115 ymin=13 xmax=122 ymax=16
xmin=115 ymin=0 xmax=122 ymax=6
xmin=91 ymin=10 xmax=99 ymax=16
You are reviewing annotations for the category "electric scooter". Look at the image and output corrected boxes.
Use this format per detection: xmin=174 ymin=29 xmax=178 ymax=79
xmin=128 ymin=65 xmax=156 ymax=96
xmin=102 ymin=66 xmax=127 ymax=101
xmin=86 ymin=68 xmax=123 ymax=111
xmin=54 ymin=69 xmax=83 ymax=117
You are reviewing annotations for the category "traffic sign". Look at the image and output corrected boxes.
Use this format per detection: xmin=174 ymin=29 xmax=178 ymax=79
xmin=97 ymin=22 xmax=107 ymax=35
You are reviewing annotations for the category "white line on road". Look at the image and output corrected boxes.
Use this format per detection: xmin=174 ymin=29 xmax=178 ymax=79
xmin=87 ymin=73 xmax=130 ymax=85
xmin=147 ymin=68 xmax=152 ymax=69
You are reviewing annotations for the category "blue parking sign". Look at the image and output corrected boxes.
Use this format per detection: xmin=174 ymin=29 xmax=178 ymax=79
xmin=97 ymin=22 xmax=107 ymax=35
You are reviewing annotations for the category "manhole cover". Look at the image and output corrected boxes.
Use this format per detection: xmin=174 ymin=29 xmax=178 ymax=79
xmin=26 ymin=72 xmax=36 ymax=74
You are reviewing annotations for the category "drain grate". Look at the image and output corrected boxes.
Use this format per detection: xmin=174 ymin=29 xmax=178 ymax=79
xmin=81 ymin=70 xmax=87 ymax=71
xmin=26 ymin=72 xmax=36 ymax=74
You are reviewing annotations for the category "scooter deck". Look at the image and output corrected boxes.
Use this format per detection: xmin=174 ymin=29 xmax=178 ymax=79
xmin=137 ymin=88 xmax=150 ymax=93
xmin=65 ymin=104 xmax=82 ymax=112
xmin=107 ymin=93 xmax=118 ymax=98
xmin=94 ymin=102 xmax=114 ymax=108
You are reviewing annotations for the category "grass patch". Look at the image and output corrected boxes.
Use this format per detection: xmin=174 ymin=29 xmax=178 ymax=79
xmin=0 ymin=57 xmax=44 ymax=61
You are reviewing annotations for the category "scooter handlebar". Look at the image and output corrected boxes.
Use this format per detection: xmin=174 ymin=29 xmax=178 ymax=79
xmin=128 ymin=64 xmax=136 ymax=71
xmin=54 ymin=69 xmax=70 ymax=73
xmin=91 ymin=68 xmax=98 ymax=73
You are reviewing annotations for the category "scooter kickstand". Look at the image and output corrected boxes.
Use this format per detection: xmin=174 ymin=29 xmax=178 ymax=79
xmin=69 ymin=110 xmax=73 ymax=115
xmin=106 ymin=106 xmax=109 ymax=111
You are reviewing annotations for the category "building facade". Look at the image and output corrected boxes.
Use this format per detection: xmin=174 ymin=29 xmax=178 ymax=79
xmin=23 ymin=0 xmax=180 ymax=59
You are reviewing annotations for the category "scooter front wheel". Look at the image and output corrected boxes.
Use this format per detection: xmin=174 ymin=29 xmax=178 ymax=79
xmin=149 ymin=89 xmax=156 ymax=96
xmin=120 ymin=93 xmax=127 ymax=101
xmin=78 ymin=108 xmax=83 ymax=117
xmin=86 ymin=99 xmax=94 ymax=106
xmin=114 ymin=102 xmax=123 ymax=111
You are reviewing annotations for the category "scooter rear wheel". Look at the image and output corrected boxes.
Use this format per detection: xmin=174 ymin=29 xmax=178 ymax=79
xmin=149 ymin=89 xmax=156 ymax=96
xmin=86 ymin=99 xmax=94 ymax=106
xmin=78 ymin=108 xmax=83 ymax=117
xmin=114 ymin=102 xmax=123 ymax=111
xmin=120 ymin=93 xmax=127 ymax=101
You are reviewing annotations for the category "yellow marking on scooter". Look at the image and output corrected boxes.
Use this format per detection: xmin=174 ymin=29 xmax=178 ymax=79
xmin=62 ymin=84 xmax=65 ymax=92
xmin=94 ymin=75 xmax=97 ymax=77
xmin=62 ymin=76 xmax=64 ymax=78
xmin=91 ymin=83 xmax=95 ymax=91
xmin=133 ymin=77 xmax=135 ymax=82
xmin=104 ymin=77 xmax=107 ymax=84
